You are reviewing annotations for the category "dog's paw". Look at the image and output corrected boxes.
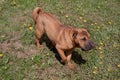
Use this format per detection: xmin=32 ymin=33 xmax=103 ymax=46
xmin=37 ymin=45 xmax=42 ymax=48
xmin=68 ymin=63 xmax=75 ymax=70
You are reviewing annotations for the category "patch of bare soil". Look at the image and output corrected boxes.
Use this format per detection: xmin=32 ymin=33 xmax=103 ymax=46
xmin=0 ymin=30 xmax=38 ymax=58
xmin=0 ymin=9 xmax=38 ymax=58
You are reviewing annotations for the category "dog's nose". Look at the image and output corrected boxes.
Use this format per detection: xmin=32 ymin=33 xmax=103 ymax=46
xmin=89 ymin=40 xmax=95 ymax=48
xmin=83 ymin=40 xmax=95 ymax=51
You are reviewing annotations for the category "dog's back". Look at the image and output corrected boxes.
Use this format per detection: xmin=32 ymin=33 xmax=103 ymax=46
xmin=32 ymin=7 xmax=63 ymax=44
xmin=32 ymin=7 xmax=61 ymax=25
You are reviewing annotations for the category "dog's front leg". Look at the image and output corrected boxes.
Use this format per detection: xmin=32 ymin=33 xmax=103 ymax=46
xmin=56 ymin=46 xmax=67 ymax=63
xmin=66 ymin=50 xmax=74 ymax=69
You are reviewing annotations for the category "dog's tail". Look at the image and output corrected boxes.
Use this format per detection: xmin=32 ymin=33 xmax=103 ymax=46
xmin=32 ymin=7 xmax=43 ymax=24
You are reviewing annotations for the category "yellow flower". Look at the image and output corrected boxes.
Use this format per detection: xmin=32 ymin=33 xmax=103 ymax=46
xmin=113 ymin=44 xmax=117 ymax=48
xmin=0 ymin=54 xmax=3 ymax=58
xmin=94 ymin=66 xmax=97 ymax=69
xmin=4 ymin=66 xmax=8 ymax=70
xmin=107 ymin=67 xmax=112 ymax=72
xmin=93 ymin=70 xmax=97 ymax=74
xmin=99 ymin=61 xmax=103 ymax=64
xmin=13 ymin=0 xmax=16 ymax=6
xmin=100 ymin=51 xmax=103 ymax=54
xmin=97 ymin=6 xmax=100 ymax=9
xmin=97 ymin=26 xmax=100 ymax=29
xmin=77 ymin=8 xmax=79 ymax=10
xmin=60 ymin=10 xmax=63 ymax=14
xmin=23 ymin=23 xmax=27 ymax=27
xmin=94 ymin=22 xmax=97 ymax=25
xmin=98 ymin=47 xmax=102 ymax=50
xmin=117 ymin=64 xmax=120 ymax=68
xmin=65 ymin=15 xmax=69 ymax=18
xmin=100 ymin=42 xmax=103 ymax=45
xmin=1 ymin=35 xmax=5 ymax=38
xmin=106 ymin=37 xmax=110 ymax=40
xmin=108 ymin=21 xmax=112 ymax=25
xmin=79 ymin=17 xmax=83 ymax=20
xmin=82 ymin=13 xmax=85 ymax=16
xmin=83 ymin=20 xmax=87 ymax=23
xmin=91 ymin=23 xmax=94 ymax=25
xmin=29 ymin=27 xmax=33 ymax=30
xmin=47 ymin=53 xmax=50 ymax=56
xmin=100 ymin=54 xmax=104 ymax=59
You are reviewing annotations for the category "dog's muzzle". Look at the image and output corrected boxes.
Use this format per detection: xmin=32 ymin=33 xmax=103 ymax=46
xmin=82 ymin=40 xmax=95 ymax=51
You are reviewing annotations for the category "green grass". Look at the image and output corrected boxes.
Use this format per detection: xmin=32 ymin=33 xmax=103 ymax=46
xmin=0 ymin=0 xmax=120 ymax=80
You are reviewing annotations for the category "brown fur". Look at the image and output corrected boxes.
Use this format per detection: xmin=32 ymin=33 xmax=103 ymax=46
xmin=32 ymin=7 xmax=95 ymax=69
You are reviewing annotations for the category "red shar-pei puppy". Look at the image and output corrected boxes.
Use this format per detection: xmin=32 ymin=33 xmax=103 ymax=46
xmin=32 ymin=7 xmax=95 ymax=69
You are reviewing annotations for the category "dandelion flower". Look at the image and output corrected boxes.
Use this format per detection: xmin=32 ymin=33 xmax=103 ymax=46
xmin=100 ymin=54 xmax=104 ymax=59
xmin=108 ymin=21 xmax=112 ymax=25
xmin=94 ymin=66 xmax=97 ymax=69
xmin=83 ymin=20 xmax=87 ymax=23
xmin=4 ymin=66 xmax=7 ymax=70
xmin=117 ymin=64 xmax=120 ymax=68
xmin=77 ymin=8 xmax=79 ymax=10
xmin=29 ymin=26 xmax=33 ymax=30
xmin=100 ymin=42 xmax=103 ymax=45
xmin=60 ymin=10 xmax=63 ymax=14
xmin=0 ymin=54 xmax=3 ymax=58
xmin=13 ymin=0 xmax=16 ymax=6
xmin=97 ymin=6 xmax=100 ymax=9
xmin=100 ymin=51 xmax=103 ymax=54
xmin=79 ymin=17 xmax=83 ymax=20
xmin=91 ymin=23 xmax=94 ymax=25
xmin=113 ymin=44 xmax=117 ymax=48
xmin=94 ymin=22 xmax=97 ymax=25
xmin=99 ymin=61 xmax=103 ymax=64
xmin=97 ymin=26 xmax=100 ymax=29
xmin=106 ymin=37 xmax=110 ymax=40
xmin=98 ymin=47 xmax=102 ymax=50
xmin=65 ymin=15 xmax=69 ymax=18
xmin=93 ymin=70 xmax=97 ymax=74
xmin=23 ymin=23 xmax=27 ymax=27
xmin=47 ymin=53 xmax=50 ymax=56
xmin=107 ymin=67 xmax=112 ymax=72
xmin=1 ymin=35 xmax=5 ymax=38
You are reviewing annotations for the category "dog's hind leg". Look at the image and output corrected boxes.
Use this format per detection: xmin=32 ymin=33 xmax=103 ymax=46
xmin=35 ymin=23 xmax=44 ymax=48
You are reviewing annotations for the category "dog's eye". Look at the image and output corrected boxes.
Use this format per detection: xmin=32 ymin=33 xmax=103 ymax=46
xmin=81 ymin=37 xmax=86 ymax=41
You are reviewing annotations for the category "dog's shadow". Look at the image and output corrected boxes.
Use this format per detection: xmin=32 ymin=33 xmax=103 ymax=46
xmin=71 ymin=51 xmax=86 ymax=65
xmin=53 ymin=49 xmax=86 ymax=65
xmin=46 ymin=41 xmax=86 ymax=65
xmin=40 ymin=34 xmax=86 ymax=65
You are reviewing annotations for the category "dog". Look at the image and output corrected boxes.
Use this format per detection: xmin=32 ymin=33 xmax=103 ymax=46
xmin=32 ymin=7 xmax=95 ymax=69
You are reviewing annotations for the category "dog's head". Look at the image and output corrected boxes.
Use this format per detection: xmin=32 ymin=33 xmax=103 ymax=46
xmin=73 ymin=28 xmax=95 ymax=51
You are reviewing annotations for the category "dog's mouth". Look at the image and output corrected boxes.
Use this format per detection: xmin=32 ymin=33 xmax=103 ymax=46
xmin=81 ymin=48 xmax=87 ymax=51
xmin=81 ymin=47 xmax=93 ymax=51
xmin=81 ymin=41 xmax=95 ymax=51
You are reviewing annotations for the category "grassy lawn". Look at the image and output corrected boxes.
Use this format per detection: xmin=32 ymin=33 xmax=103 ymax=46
xmin=0 ymin=0 xmax=120 ymax=80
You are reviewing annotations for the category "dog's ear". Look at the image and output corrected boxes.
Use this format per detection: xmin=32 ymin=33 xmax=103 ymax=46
xmin=73 ymin=30 xmax=78 ymax=39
